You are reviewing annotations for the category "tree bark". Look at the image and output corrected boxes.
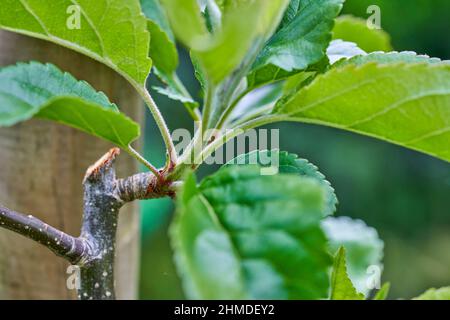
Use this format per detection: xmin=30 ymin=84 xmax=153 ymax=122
xmin=0 ymin=30 xmax=142 ymax=299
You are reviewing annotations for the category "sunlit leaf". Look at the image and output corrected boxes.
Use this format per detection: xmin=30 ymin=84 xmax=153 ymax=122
xmin=330 ymin=247 xmax=365 ymax=300
xmin=0 ymin=62 xmax=139 ymax=148
xmin=0 ymin=0 xmax=152 ymax=85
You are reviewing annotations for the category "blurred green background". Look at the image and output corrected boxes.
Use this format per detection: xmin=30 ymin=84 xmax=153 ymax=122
xmin=139 ymin=0 xmax=450 ymax=299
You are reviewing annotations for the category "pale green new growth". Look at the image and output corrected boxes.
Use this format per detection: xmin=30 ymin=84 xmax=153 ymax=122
xmin=140 ymin=0 xmax=178 ymax=74
xmin=374 ymin=282 xmax=390 ymax=300
xmin=414 ymin=286 xmax=450 ymax=300
xmin=322 ymin=216 xmax=384 ymax=296
xmin=162 ymin=0 xmax=289 ymax=84
xmin=330 ymin=247 xmax=365 ymax=300
xmin=333 ymin=15 xmax=392 ymax=53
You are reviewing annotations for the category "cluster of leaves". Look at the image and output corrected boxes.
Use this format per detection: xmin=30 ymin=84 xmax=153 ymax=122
xmin=0 ymin=0 xmax=449 ymax=299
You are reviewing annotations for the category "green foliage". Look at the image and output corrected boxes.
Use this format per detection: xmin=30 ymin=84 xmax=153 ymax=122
xmin=139 ymin=0 xmax=198 ymax=113
xmin=332 ymin=15 xmax=392 ymax=52
xmin=226 ymin=150 xmax=337 ymax=216
xmin=253 ymin=0 xmax=343 ymax=71
xmin=330 ymin=247 xmax=365 ymax=300
xmin=333 ymin=51 xmax=445 ymax=68
xmin=413 ymin=286 xmax=450 ymax=300
xmin=274 ymin=58 xmax=450 ymax=162
xmin=0 ymin=62 xmax=139 ymax=148
xmin=0 ymin=0 xmax=449 ymax=301
xmin=374 ymin=282 xmax=390 ymax=300
xmin=0 ymin=0 xmax=152 ymax=85
xmin=162 ymin=0 xmax=289 ymax=84
xmin=248 ymin=0 xmax=344 ymax=89
xmin=322 ymin=216 xmax=384 ymax=296
xmin=140 ymin=0 xmax=178 ymax=74
xmin=152 ymin=68 xmax=198 ymax=110
xmin=326 ymin=39 xmax=366 ymax=65
xmin=171 ymin=166 xmax=332 ymax=299
xmin=160 ymin=0 xmax=208 ymax=49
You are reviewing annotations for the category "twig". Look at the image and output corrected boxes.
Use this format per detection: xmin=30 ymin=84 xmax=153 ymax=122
xmin=0 ymin=205 xmax=90 ymax=265
xmin=0 ymin=147 xmax=181 ymax=300
xmin=133 ymin=84 xmax=178 ymax=168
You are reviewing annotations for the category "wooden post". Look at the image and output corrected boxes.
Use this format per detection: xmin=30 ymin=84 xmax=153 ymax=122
xmin=0 ymin=30 xmax=142 ymax=299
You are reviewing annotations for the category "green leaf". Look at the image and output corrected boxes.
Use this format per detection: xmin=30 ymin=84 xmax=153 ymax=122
xmin=140 ymin=0 xmax=178 ymax=74
xmin=228 ymin=83 xmax=283 ymax=125
xmin=251 ymin=0 xmax=344 ymax=75
xmin=0 ymin=0 xmax=152 ymax=85
xmin=247 ymin=64 xmax=297 ymax=90
xmin=36 ymin=98 xmax=140 ymax=149
xmin=322 ymin=216 xmax=384 ymax=296
xmin=141 ymin=0 xmax=173 ymax=38
xmin=0 ymin=62 xmax=139 ymax=148
xmin=333 ymin=15 xmax=392 ymax=53
xmin=330 ymin=247 xmax=365 ymax=300
xmin=226 ymin=150 xmax=337 ymax=216
xmin=140 ymin=0 xmax=196 ymax=113
xmin=413 ymin=287 xmax=450 ymax=300
xmin=171 ymin=166 xmax=332 ymax=299
xmin=274 ymin=58 xmax=450 ymax=162
xmin=160 ymin=0 xmax=208 ymax=48
xmin=332 ymin=51 xmax=445 ymax=69
xmin=199 ymin=0 xmax=289 ymax=84
xmin=374 ymin=282 xmax=390 ymax=300
xmin=152 ymin=68 xmax=198 ymax=110
xmin=326 ymin=40 xmax=366 ymax=65
xmin=163 ymin=0 xmax=289 ymax=84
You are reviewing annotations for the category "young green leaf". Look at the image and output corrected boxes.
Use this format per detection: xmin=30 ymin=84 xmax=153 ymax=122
xmin=171 ymin=166 xmax=332 ymax=299
xmin=152 ymin=68 xmax=198 ymax=110
xmin=413 ymin=287 xmax=450 ymax=300
xmin=246 ymin=39 xmax=365 ymax=90
xmin=227 ymin=84 xmax=283 ymax=125
xmin=274 ymin=59 xmax=450 ymax=162
xmin=322 ymin=216 xmax=384 ymax=296
xmin=0 ymin=62 xmax=139 ymax=148
xmin=160 ymin=0 xmax=209 ymax=48
xmin=250 ymin=0 xmax=344 ymax=80
xmin=0 ymin=0 xmax=152 ymax=85
xmin=140 ymin=0 xmax=178 ymax=74
xmin=332 ymin=51 xmax=445 ymax=69
xmin=333 ymin=15 xmax=392 ymax=53
xmin=374 ymin=282 xmax=390 ymax=300
xmin=326 ymin=40 xmax=366 ymax=65
xmin=226 ymin=150 xmax=338 ymax=216
xmin=163 ymin=0 xmax=289 ymax=84
xmin=330 ymin=247 xmax=365 ymax=300
xmin=36 ymin=97 xmax=140 ymax=149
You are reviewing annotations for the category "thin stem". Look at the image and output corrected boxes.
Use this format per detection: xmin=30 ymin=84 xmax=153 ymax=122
xmin=206 ymin=37 xmax=266 ymax=131
xmin=170 ymin=122 xmax=205 ymax=180
xmin=116 ymin=172 xmax=178 ymax=202
xmin=196 ymin=114 xmax=287 ymax=166
xmin=0 ymin=205 xmax=90 ymax=265
xmin=126 ymin=145 xmax=162 ymax=181
xmin=133 ymin=83 xmax=177 ymax=168
xmin=202 ymin=85 xmax=215 ymax=132
xmin=215 ymin=87 xmax=252 ymax=130
xmin=228 ymin=103 xmax=275 ymax=128
xmin=172 ymin=74 xmax=202 ymax=122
